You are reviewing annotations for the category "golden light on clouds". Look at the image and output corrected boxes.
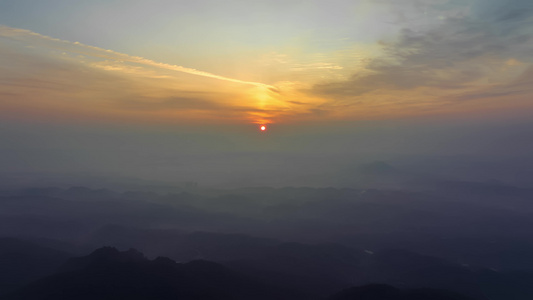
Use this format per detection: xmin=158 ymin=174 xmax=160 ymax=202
xmin=0 ymin=26 xmax=288 ymax=125
xmin=1 ymin=11 xmax=533 ymax=128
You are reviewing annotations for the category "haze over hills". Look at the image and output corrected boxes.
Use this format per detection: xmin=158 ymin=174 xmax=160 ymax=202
xmin=2 ymin=162 xmax=533 ymax=299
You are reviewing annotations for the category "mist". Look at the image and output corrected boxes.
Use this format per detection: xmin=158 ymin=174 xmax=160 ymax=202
xmin=2 ymin=113 xmax=533 ymax=189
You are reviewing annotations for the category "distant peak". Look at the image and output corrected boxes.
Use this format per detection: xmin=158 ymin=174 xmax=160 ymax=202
xmin=88 ymin=247 xmax=146 ymax=262
xmin=153 ymin=256 xmax=176 ymax=265
xmin=59 ymin=247 xmax=156 ymax=273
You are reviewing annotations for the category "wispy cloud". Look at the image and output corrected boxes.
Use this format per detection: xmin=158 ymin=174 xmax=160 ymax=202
xmin=0 ymin=26 xmax=276 ymax=90
xmin=309 ymin=0 xmax=533 ymax=115
xmin=0 ymin=26 xmax=290 ymax=124
xmin=2 ymin=0 xmax=532 ymax=126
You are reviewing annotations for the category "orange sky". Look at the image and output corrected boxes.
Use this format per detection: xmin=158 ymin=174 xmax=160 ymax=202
xmin=1 ymin=0 xmax=533 ymax=127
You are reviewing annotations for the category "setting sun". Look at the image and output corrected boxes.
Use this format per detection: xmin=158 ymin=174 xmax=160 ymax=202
xmin=260 ymin=125 xmax=266 ymax=131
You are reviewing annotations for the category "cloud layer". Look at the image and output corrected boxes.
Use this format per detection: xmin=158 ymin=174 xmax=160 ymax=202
xmin=311 ymin=0 xmax=533 ymax=116
xmin=1 ymin=0 xmax=533 ymax=126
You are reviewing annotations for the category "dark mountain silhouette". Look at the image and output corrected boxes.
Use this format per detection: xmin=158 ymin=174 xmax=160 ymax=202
xmin=227 ymin=244 xmax=489 ymax=298
xmin=2 ymin=184 xmax=533 ymax=299
xmin=328 ymin=284 xmax=475 ymax=300
xmin=4 ymin=244 xmax=482 ymax=300
xmin=0 ymin=238 xmax=71 ymax=296
xmin=81 ymin=225 xmax=533 ymax=299
xmin=7 ymin=247 xmax=308 ymax=300
xmin=86 ymin=225 xmax=278 ymax=262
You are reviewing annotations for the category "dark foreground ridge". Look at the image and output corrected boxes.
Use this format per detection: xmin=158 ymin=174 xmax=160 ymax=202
xmin=328 ymin=284 xmax=476 ymax=300
xmin=5 ymin=246 xmax=478 ymax=300
xmin=7 ymin=247 xmax=304 ymax=300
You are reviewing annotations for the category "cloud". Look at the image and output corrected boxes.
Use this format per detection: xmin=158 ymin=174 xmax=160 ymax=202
xmin=310 ymin=0 xmax=533 ymax=111
xmin=115 ymin=96 xmax=224 ymax=111
xmin=0 ymin=26 xmax=287 ymax=124
xmin=2 ymin=0 xmax=532 ymax=126
xmin=0 ymin=26 xmax=276 ymax=90
xmin=448 ymin=65 xmax=533 ymax=102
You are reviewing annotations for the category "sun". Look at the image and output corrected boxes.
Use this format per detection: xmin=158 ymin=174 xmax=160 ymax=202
xmin=260 ymin=125 xmax=267 ymax=131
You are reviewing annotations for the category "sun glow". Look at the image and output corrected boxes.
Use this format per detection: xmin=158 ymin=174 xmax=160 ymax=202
xmin=260 ymin=125 xmax=267 ymax=131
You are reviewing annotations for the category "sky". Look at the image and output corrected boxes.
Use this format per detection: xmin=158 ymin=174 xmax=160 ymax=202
xmin=1 ymin=0 xmax=533 ymax=186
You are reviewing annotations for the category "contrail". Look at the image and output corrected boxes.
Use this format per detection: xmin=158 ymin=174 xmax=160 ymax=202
xmin=0 ymin=25 xmax=276 ymax=90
